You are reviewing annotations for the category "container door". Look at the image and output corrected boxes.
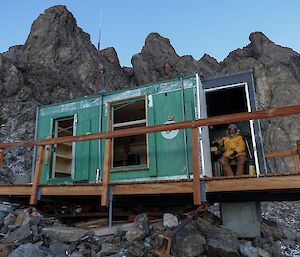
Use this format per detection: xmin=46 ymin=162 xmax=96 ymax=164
xmin=151 ymin=89 xmax=193 ymax=178
xmin=196 ymin=74 xmax=213 ymax=177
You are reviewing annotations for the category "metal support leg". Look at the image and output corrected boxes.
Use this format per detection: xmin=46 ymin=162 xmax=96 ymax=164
xmin=200 ymin=180 xmax=207 ymax=202
xmin=108 ymin=186 xmax=113 ymax=228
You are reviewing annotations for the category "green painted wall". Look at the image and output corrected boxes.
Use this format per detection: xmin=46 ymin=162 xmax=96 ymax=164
xmin=37 ymin=77 xmax=197 ymax=184
xmin=37 ymin=96 xmax=101 ymax=184
xmin=101 ymin=78 xmax=196 ymax=181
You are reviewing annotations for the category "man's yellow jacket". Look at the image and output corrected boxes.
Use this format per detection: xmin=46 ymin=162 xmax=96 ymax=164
xmin=222 ymin=133 xmax=246 ymax=157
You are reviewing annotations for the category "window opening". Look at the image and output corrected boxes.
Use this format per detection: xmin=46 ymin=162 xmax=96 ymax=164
xmin=52 ymin=117 xmax=74 ymax=178
xmin=112 ymin=99 xmax=148 ymax=168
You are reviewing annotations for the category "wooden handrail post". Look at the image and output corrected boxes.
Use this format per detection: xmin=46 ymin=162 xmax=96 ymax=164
xmin=293 ymin=139 xmax=300 ymax=174
xmin=0 ymin=149 xmax=4 ymax=168
xmin=101 ymin=138 xmax=112 ymax=207
xmin=30 ymin=145 xmax=44 ymax=205
xmin=192 ymin=128 xmax=201 ymax=205
xmin=292 ymin=152 xmax=300 ymax=174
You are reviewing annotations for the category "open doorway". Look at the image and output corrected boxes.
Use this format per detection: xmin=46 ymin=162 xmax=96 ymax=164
xmin=205 ymin=84 xmax=256 ymax=176
xmin=111 ymin=98 xmax=148 ymax=168
xmin=52 ymin=117 xmax=74 ymax=178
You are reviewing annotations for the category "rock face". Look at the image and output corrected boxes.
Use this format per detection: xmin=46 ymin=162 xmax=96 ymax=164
xmin=0 ymin=5 xmax=131 ymax=183
xmin=131 ymin=33 xmax=220 ymax=85
xmin=220 ymin=32 xmax=300 ymax=172
xmin=0 ymin=5 xmax=299 ymax=182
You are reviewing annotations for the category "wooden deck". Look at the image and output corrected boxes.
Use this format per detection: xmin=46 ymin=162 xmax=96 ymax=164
xmin=1 ymin=173 xmax=300 ymax=200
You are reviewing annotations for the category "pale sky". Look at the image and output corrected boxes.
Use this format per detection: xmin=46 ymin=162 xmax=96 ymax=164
xmin=1 ymin=0 xmax=299 ymax=67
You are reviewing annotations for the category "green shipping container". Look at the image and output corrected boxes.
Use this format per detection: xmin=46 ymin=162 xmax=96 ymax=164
xmin=37 ymin=76 xmax=197 ymax=184
xmin=35 ymin=71 xmax=266 ymax=184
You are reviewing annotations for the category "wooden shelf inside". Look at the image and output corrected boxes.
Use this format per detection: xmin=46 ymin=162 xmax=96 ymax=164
xmin=56 ymin=153 xmax=72 ymax=160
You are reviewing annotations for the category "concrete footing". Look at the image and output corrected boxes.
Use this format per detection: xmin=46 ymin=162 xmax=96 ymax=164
xmin=221 ymin=201 xmax=261 ymax=238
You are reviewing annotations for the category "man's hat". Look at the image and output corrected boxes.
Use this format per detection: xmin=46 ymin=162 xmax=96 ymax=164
xmin=228 ymin=124 xmax=237 ymax=130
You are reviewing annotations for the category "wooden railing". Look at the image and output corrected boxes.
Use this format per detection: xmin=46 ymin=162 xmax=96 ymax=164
xmin=0 ymin=104 xmax=299 ymax=206
xmin=265 ymin=140 xmax=300 ymax=174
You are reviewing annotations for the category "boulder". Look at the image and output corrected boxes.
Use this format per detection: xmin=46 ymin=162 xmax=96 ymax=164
xmin=7 ymin=243 xmax=48 ymax=257
xmin=127 ymin=242 xmax=144 ymax=257
xmin=257 ymin=247 xmax=270 ymax=257
xmin=203 ymin=224 xmax=240 ymax=257
xmin=99 ymin=243 xmax=119 ymax=256
xmin=125 ymin=213 xmax=149 ymax=243
xmin=171 ymin=222 xmax=206 ymax=257
xmin=176 ymin=234 xmax=206 ymax=257
xmin=163 ymin=213 xmax=178 ymax=229
xmin=206 ymin=238 xmax=240 ymax=257
xmin=42 ymin=226 xmax=88 ymax=242
xmin=125 ymin=227 xmax=147 ymax=243
xmin=240 ymin=243 xmax=258 ymax=257
xmin=5 ymin=223 xmax=32 ymax=243
xmin=49 ymin=241 xmax=70 ymax=255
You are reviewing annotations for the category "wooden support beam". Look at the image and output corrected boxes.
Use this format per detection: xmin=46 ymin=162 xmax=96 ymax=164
xmin=293 ymin=153 xmax=300 ymax=174
xmin=265 ymin=151 xmax=294 ymax=158
xmin=0 ymin=149 xmax=3 ymax=168
xmin=101 ymin=138 xmax=112 ymax=207
xmin=205 ymin=175 xmax=300 ymax=192
xmin=0 ymin=184 xmax=32 ymax=196
xmin=41 ymin=184 xmax=103 ymax=196
xmin=297 ymin=140 xmax=300 ymax=174
xmin=0 ymin=104 xmax=300 ymax=149
xmin=192 ymin=128 xmax=201 ymax=205
xmin=113 ymin=181 xmax=193 ymax=195
xmin=29 ymin=146 xmax=44 ymax=205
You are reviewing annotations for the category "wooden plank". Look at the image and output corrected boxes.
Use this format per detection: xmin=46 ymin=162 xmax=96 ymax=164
xmin=113 ymin=181 xmax=193 ymax=195
xmin=101 ymin=138 xmax=112 ymax=206
xmin=29 ymin=146 xmax=44 ymax=205
xmin=75 ymin=218 xmax=108 ymax=229
xmin=293 ymin=153 xmax=300 ymax=174
xmin=265 ymin=151 xmax=293 ymax=158
xmin=101 ymin=102 xmax=112 ymax=207
xmin=41 ymin=185 xmax=102 ymax=196
xmin=113 ymin=119 xmax=146 ymax=128
xmin=1 ymin=175 xmax=300 ymax=198
xmin=297 ymin=140 xmax=300 ymax=155
xmin=1 ymin=104 xmax=300 ymax=149
xmin=0 ymin=149 xmax=3 ymax=168
xmin=205 ymin=176 xmax=300 ymax=192
xmin=0 ymin=185 xmax=32 ymax=196
xmin=94 ymin=223 xmax=134 ymax=237
xmin=192 ymin=128 xmax=201 ymax=205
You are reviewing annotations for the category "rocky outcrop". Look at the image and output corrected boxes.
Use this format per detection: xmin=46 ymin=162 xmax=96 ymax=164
xmin=0 ymin=5 xmax=132 ymax=183
xmin=131 ymin=33 xmax=219 ymax=85
xmin=220 ymin=32 xmax=300 ymax=172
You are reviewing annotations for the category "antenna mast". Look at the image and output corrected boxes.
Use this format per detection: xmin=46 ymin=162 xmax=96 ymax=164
xmin=95 ymin=13 xmax=102 ymax=94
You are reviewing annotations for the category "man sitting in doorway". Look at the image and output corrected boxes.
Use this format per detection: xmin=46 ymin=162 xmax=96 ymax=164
xmin=218 ymin=124 xmax=247 ymax=176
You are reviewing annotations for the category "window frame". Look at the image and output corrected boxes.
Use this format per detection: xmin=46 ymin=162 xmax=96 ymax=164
xmin=108 ymin=95 xmax=149 ymax=171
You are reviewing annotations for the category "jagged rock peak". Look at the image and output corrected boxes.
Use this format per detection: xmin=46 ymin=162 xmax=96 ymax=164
xmin=143 ymin=32 xmax=178 ymax=57
xmin=20 ymin=5 xmax=96 ymax=65
xmin=198 ymin=54 xmax=220 ymax=76
xmin=132 ymin=32 xmax=204 ymax=84
xmin=248 ymin=32 xmax=275 ymax=57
